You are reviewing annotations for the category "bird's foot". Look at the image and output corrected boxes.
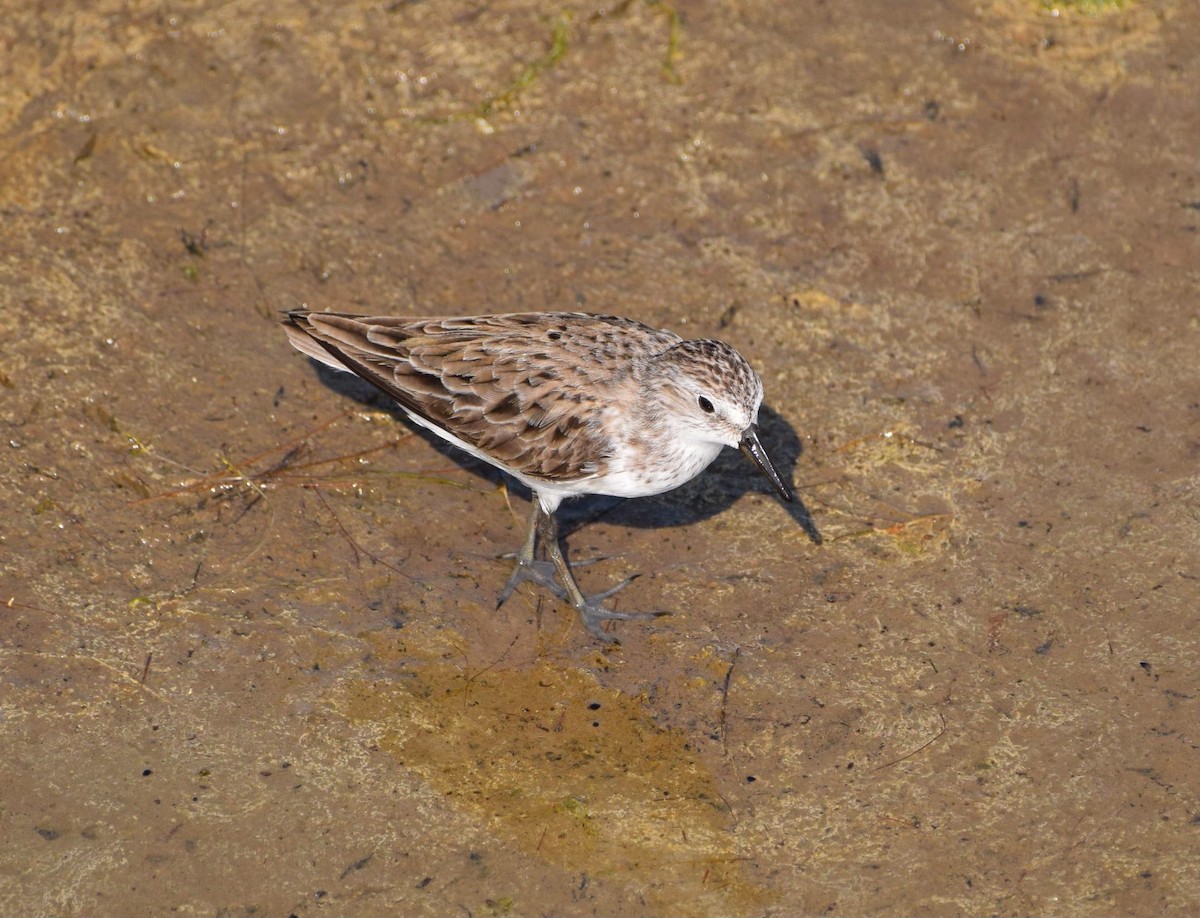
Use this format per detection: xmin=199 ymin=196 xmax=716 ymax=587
xmin=497 ymin=559 xmax=666 ymax=643
xmin=497 ymin=557 xmax=568 ymax=607
xmin=572 ymin=577 xmax=669 ymax=644
xmin=495 ymin=549 xmax=612 ymax=607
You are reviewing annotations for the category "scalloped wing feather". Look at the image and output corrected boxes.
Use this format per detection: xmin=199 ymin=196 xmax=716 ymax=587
xmin=284 ymin=310 xmax=679 ymax=482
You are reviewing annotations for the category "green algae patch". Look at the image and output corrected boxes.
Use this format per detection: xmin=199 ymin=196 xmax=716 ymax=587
xmin=332 ymin=659 xmax=772 ymax=913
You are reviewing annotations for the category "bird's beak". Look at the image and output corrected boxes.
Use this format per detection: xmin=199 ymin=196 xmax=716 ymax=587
xmin=739 ymin=425 xmax=794 ymax=503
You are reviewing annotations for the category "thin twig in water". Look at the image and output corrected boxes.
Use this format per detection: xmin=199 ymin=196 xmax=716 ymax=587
xmin=719 ymin=646 xmax=740 ymax=755
xmin=464 ymin=635 xmax=520 ymax=693
xmin=4 ymin=597 xmax=61 ymax=617
xmin=308 ymin=484 xmax=412 ymax=580
xmin=127 ymin=410 xmax=361 ymax=505
xmin=872 ymin=712 xmax=947 ymax=771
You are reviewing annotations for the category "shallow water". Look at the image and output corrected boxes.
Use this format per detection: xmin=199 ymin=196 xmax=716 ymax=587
xmin=2 ymin=1 xmax=1198 ymax=914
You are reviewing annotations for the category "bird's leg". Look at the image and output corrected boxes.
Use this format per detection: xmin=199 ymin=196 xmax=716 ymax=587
xmin=497 ymin=503 xmax=666 ymax=641
xmin=497 ymin=502 xmax=567 ymax=606
xmin=534 ymin=506 xmax=665 ymax=644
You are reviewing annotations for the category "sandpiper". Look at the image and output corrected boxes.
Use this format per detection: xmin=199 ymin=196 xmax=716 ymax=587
xmin=283 ymin=309 xmax=793 ymax=642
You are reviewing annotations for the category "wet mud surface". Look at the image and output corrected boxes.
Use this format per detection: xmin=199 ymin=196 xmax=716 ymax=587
xmin=2 ymin=1 xmax=1198 ymax=914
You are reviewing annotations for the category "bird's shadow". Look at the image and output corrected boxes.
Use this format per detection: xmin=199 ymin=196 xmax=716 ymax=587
xmin=305 ymin=362 xmax=822 ymax=546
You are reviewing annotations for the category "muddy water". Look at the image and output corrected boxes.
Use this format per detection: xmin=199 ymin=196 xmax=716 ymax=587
xmin=2 ymin=1 xmax=1197 ymax=914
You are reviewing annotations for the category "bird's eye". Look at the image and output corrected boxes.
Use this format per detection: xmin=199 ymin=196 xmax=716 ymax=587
xmin=698 ymin=396 xmax=715 ymax=414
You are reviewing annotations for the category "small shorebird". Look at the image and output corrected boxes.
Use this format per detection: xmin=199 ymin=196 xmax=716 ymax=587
xmin=283 ymin=309 xmax=793 ymax=642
